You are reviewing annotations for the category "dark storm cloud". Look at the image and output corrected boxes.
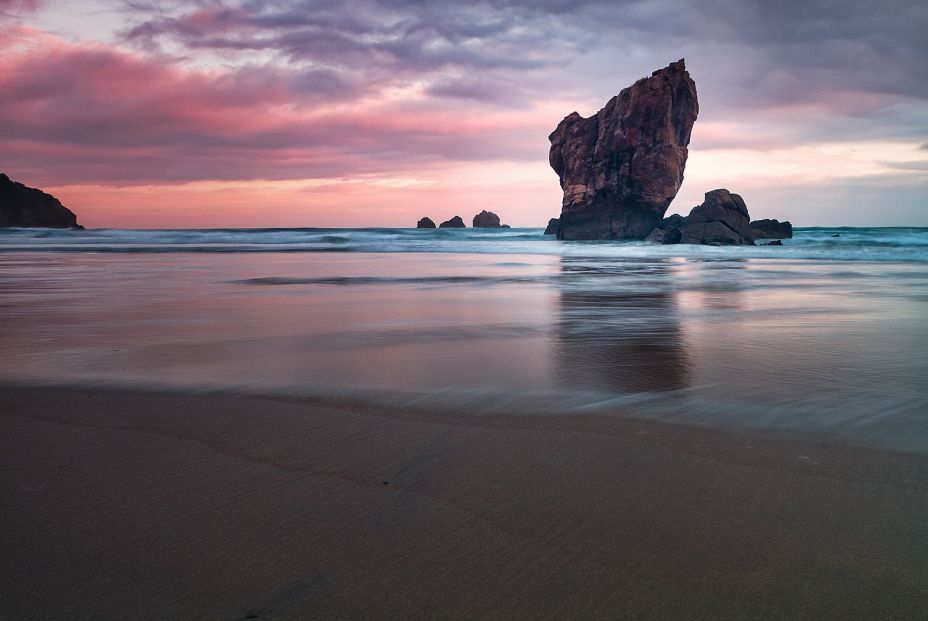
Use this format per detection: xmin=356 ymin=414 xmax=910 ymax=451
xmin=122 ymin=0 xmax=594 ymax=82
xmin=119 ymin=0 xmax=928 ymax=113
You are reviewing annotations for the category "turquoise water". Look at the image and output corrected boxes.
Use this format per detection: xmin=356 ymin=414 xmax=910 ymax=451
xmin=2 ymin=226 xmax=928 ymax=262
xmin=2 ymin=227 xmax=927 ymax=453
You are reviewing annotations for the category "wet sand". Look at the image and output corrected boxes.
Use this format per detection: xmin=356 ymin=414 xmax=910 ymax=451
xmin=2 ymin=385 xmax=927 ymax=619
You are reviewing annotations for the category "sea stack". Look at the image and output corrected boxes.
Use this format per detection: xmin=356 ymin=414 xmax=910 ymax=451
xmin=472 ymin=210 xmax=504 ymax=228
xmin=439 ymin=216 xmax=466 ymax=228
xmin=417 ymin=217 xmax=436 ymax=228
xmin=0 ymin=173 xmax=81 ymax=229
xmin=548 ymin=59 xmax=698 ymax=240
xmin=543 ymin=218 xmax=560 ymax=235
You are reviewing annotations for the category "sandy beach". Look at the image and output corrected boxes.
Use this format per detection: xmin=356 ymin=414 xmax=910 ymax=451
xmin=2 ymin=385 xmax=927 ymax=619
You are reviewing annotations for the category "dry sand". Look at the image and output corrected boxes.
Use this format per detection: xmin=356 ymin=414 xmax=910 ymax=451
xmin=2 ymin=385 xmax=927 ymax=619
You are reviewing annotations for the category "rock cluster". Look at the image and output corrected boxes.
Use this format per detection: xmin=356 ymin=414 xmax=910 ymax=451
xmin=546 ymin=61 xmax=794 ymax=245
xmin=548 ymin=59 xmax=698 ymax=240
xmin=417 ymin=211 xmax=511 ymax=229
xmin=0 ymin=173 xmax=81 ymax=229
xmin=646 ymin=190 xmax=793 ymax=246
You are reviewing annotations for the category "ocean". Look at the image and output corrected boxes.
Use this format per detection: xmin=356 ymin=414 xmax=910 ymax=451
xmin=2 ymin=226 xmax=927 ymax=453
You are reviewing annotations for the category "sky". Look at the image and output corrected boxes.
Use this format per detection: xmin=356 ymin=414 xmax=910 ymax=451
xmin=1 ymin=0 xmax=926 ymax=228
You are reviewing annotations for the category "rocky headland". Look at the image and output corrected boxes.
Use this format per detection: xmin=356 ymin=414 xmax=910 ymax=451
xmin=548 ymin=59 xmax=698 ymax=240
xmin=0 ymin=173 xmax=81 ymax=229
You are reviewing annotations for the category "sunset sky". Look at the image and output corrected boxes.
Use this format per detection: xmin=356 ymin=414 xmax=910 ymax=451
xmin=2 ymin=0 xmax=926 ymax=228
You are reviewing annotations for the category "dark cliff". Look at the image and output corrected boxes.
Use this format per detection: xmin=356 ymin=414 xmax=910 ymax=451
xmin=0 ymin=174 xmax=81 ymax=229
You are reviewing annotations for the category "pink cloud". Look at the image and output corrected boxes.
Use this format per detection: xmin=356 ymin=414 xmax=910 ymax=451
xmin=0 ymin=26 xmax=557 ymax=189
xmin=0 ymin=0 xmax=41 ymax=12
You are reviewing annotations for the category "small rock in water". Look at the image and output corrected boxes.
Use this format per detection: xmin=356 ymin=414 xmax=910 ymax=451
xmin=646 ymin=214 xmax=685 ymax=244
xmin=416 ymin=217 xmax=436 ymax=229
xmin=751 ymin=218 xmax=793 ymax=239
xmin=472 ymin=210 xmax=504 ymax=228
xmin=439 ymin=216 xmax=466 ymax=228
xmin=832 ymin=233 xmax=841 ymax=237
xmin=766 ymin=240 xmax=783 ymax=245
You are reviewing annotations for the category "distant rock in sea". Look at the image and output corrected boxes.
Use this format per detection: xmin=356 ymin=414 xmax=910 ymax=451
xmin=0 ymin=173 xmax=81 ymax=229
xmin=417 ymin=217 xmax=436 ymax=229
xmin=439 ymin=216 xmax=466 ymax=228
xmin=548 ymin=59 xmax=698 ymax=240
xmin=751 ymin=218 xmax=792 ymax=239
xmin=679 ymin=189 xmax=755 ymax=245
xmin=472 ymin=210 xmax=504 ymax=228
xmin=543 ymin=218 xmax=559 ymax=235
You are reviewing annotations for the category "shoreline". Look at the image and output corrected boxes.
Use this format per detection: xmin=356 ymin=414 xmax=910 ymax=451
xmin=3 ymin=377 xmax=927 ymax=459
xmin=3 ymin=384 xmax=928 ymax=618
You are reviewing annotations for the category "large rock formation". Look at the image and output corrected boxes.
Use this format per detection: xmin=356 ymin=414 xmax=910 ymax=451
xmin=0 ymin=173 xmax=81 ymax=228
xmin=439 ymin=216 xmax=466 ymax=228
xmin=751 ymin=218 xmax=793 ymax=239
xmin=543 ymin=218 xmax=559 ymax=235
xmin=548 ymin=59 xmax=698 ymax=240
xmin=417 ymin=217 xmax=436 ymax=228
xmin=679 ymin=189 xmax=755 ymax=245
xmin=473 ymin=210 xmax=504 ymax=228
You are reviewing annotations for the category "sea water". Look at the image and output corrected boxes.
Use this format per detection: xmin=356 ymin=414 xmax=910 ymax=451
xmin=2 ymin=227 xmax=927 ymax=453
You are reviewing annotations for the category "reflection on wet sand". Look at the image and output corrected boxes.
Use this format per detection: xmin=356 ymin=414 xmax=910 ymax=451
xmin=675 ymin=258 xmax=747 ymax=313
xmin=555 ymin=257 xmax=690 ymax=393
